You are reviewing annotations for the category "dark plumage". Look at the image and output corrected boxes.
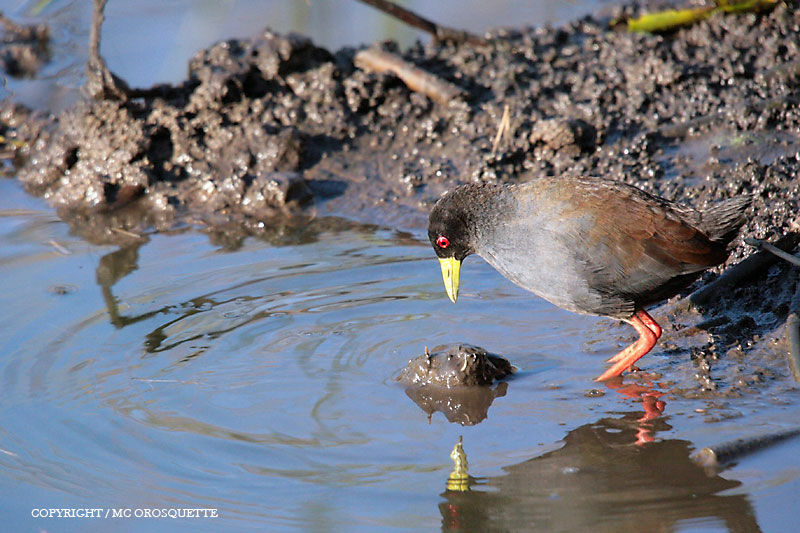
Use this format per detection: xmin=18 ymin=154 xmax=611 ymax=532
xmin=427 ymin=176 xmax=749 ymax=381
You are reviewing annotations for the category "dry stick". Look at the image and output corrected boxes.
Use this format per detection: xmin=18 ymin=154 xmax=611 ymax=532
xmin=745 ymin=237 xmax=800 ymax=267
xmin=86 ymin=0 xmax=129 ymax=100
xmin=689 ymin=234 xmax=800 ymax=307
xmin=692 ymin=427 xmax=800 ymax=471
xmin=356 ymin=0 xmax=486 ymax=45
xmin=354 ymin=48 xmax=466 ymax=106
xmin=491 ymin=105 xmax=511 ymax=155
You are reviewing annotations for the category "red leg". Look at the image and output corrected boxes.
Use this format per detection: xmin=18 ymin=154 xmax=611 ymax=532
xmin=605 ymin=309 xmax=661 ymax=363
xmin=596 ymin=310 xmax=662 ymax=381
xmin=636 ymin=309 xmax=662 ymax=338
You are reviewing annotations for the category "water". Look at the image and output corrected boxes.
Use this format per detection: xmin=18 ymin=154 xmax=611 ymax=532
xmin=0 ymin=178 xmax=589 ymax=530
xmin=2 ymin=1 xmax=800 ymax=531
xmin=2 ymin=176 xmax=799 ymax=531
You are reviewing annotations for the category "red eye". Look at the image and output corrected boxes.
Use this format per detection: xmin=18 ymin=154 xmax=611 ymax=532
xmin=436 ymin=236 xmax=450 ymax=248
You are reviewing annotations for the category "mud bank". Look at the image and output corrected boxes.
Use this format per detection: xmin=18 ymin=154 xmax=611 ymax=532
xmin=4 ymin=2 xmax=800 ymax=392
xmin=5 ymin=2 xmax=797 ymax=233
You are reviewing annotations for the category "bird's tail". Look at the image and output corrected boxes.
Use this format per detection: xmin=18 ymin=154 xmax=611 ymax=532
xmin=699 ymin=196 xmax=751 ymax=244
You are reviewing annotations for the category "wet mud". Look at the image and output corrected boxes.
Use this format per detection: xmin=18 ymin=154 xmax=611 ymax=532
xmin=398 ymin=344 xmax=514 ymax=388
xmin=397 ymin=344 xmax=513 ymax=426
xmin=4 ymin=1 xmax=800 ymax=395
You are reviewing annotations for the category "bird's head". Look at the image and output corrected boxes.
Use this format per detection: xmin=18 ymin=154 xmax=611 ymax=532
xmin=427 ymin=188 xmax=477 ymax=303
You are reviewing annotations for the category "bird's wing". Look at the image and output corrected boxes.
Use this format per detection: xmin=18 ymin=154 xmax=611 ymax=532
xmin=559 ymin=177 xmax=728 ymax=274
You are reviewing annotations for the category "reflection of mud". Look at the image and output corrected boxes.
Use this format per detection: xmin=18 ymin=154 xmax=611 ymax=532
xmin=440 ymin=414 xmax=759 ymax=532
xmin=93 ymin=216 xmax=388 ymax=334
xmin=398 ymin=344 xmax=513 ymax=425
xmin=405 ymin=382 xmax=508 ymax=426
xmin=0 ymin=13 xmax=49 ymax=78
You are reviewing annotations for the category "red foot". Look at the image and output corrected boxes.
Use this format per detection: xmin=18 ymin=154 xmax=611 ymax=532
xmin=596 ymin=309 xmax=662 ymax=381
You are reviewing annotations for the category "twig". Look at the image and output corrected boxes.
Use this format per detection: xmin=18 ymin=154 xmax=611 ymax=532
xmin=745 ymin=237 xmax=800 ymax=267
xmin=689 ymin=234 xmax=800 ymax=307
xmin=48 ymin=240 xmax=70 ymax=255
xmin=85 ymin=0 xmax=129 ymax=100
xmin=491 ymin=105 xmax=511 ymax=155
xmin=356 ymin=0 xmax=486 ymax=46
xmin=111 ymin=227 xmax=144 ymax=239
xmin=0 ymin=13 xmax=25 ymax=34
xmin=741 ymin=237 xmax=800 ymax=381
xmin=692 ymin=427 xmax=800 ymax=471
xmin=354 ymin=48 xmax=465 ymax=105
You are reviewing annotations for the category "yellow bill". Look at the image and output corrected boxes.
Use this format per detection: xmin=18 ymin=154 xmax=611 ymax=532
xmin=438 ymin=257 xmax=461 ymax=303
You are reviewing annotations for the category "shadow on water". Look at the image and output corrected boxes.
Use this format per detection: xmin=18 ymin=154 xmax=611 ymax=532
xmin=92 ymin=214 xmax=416 ymax=336
xmin=440 ymin=413 xmax=758 ymax=533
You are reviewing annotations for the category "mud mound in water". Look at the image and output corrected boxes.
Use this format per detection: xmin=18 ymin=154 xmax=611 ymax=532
xmin=397 ymin=344 xmax=513 ymax=426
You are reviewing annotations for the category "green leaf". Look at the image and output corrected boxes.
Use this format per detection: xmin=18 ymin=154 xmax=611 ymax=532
xmin=627 ymin=7 xmax=714 ymax=33
xmin=627 ymin=0 xmax=779 ymax=33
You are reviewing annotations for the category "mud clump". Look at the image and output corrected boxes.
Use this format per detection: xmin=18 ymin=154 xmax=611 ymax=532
xmin=397 ymin=344 xmax=513 ymax=425
xmin=6 ymin=3 xmax=798 ymax=239
xmin=16 ymin=32 xmax=336 ymax=234
xmin=529 ymin=118 xmax=597 ymax=156
xmin=9 ymin=3 xmax=800 ymax=238
xmin=398 ymin=344 xmax=514 ymax=387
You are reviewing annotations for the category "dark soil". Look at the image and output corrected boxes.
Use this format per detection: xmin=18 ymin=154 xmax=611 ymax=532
xmin=3 ymin=1 xmax=800 ymax=394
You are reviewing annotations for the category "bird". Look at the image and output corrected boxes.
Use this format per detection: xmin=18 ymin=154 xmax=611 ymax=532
xmin=427 ymin=176 xmax=749 ymax=381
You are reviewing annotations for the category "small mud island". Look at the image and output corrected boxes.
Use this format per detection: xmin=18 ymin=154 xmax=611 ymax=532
xmin=3 ymin=0 xmax=800 ymax=393
xmin=397 ymin=344 xmax=514 ymax=388
xmin=397 ymin=344 xmax=513 ymax=425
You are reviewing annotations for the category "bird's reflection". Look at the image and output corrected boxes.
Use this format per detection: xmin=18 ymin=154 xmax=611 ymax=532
xmin=603 ymin=373 xmax=667 ymax=444
xmin=439 ymin=413 xmax=759 ymax=532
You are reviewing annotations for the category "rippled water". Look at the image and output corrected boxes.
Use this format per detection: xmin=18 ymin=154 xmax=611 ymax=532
xmin=2 ymin=177 xmax=799 ymax=532
xmin=0 ymin=179 xmax=575 ymax=530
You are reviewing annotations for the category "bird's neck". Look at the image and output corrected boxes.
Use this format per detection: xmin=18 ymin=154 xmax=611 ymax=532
xmin=466 ymin=185 xmax=516 ymax=247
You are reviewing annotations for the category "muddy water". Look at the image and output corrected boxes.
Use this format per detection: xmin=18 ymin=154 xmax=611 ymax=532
xmin=2 ymin=176 xmax=799 ymax=532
